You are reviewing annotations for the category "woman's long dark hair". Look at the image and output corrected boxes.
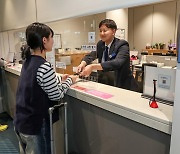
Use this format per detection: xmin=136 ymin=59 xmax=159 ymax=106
xmin=21 ymin=22 xmax=54 ymax=60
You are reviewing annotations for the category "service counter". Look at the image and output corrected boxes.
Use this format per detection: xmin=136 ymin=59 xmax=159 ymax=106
xmin=0 ymin=65 xmax=21 ymax=117
xmin=2 ymin=64 xmax=172 ymax=154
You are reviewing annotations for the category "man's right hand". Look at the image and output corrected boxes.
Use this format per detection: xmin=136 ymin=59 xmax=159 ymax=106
xmin=76 ymin=61 xmax=86 ymax=73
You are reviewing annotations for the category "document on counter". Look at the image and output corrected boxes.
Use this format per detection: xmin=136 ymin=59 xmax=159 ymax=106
xmin=72 ymin=86 xmax=113 ymax=99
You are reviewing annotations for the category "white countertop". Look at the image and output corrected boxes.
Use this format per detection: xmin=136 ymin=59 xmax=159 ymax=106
xmin=69 ymin=81 xmax=172 ymax=134
xmin=5 ymin=64 xmax=22 ymax=76
xmin=5 ymin=64 xmax=173 ymax=134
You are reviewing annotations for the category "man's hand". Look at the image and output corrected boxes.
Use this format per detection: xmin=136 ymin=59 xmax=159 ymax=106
xmin=80 ymin=65 xmax=93 ymax=77
xmin=76 ymin=61 xmax=86 ymax=73
xmin=80 ymin=63 xmax=103 ymax=77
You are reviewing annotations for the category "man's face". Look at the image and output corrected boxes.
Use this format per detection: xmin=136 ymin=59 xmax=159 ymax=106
xmin=99 ymin=24 xmax=116 ymax=44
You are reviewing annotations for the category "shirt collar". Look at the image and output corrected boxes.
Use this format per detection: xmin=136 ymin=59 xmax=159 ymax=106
xmin=105 ymin=38 xmax=114 ymax=48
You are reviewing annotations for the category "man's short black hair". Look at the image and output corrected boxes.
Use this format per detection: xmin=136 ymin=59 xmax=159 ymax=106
xmin=99 ymin=19 xmax=117 ymax=30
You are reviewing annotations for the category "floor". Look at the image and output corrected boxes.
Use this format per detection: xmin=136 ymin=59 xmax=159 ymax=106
xmin=0 ymin=112 xmax=19 ymax=154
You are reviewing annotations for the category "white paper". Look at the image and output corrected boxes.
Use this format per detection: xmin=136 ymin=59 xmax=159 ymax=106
xmin=53 ymin=34 xmax=61 ymax=48
xmin=46 ymin=48 xmax=56 ymax=70
xmin=56 ymin=61 xmax=66 ymax=69
xmin=116 ymin=28 xmax=125 ymax=39
xmin=88 ymin=32 xmax=95 ymax=43
xmin=60 ymin=56 xmax=71 ymax=65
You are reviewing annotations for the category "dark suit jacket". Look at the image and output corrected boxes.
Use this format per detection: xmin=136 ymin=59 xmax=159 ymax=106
xmin=83 ymin=37 xmax=138 ymax=91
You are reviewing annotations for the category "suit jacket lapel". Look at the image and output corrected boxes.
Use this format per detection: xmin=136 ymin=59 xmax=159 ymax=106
xmin=109 ymin=38 xmax=116 ymax=57
xmin=98 ymin=42 xmax=105 ymax=62
xmin=98 ymin=38 xmax=117 ymax=62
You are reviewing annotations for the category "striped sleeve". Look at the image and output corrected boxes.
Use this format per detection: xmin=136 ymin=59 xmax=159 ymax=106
xmin=37 ymin=62 xmax=73 ymax=101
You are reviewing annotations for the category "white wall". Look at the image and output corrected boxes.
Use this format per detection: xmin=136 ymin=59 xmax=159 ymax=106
xmin=153 ymin=2 xmax=176 ymax=46
xmin=128 ymin=0 xmax=179 ymax=51
xmin=0 ymin=0 xmax=168 ymax=31
xmin=0 ymin=0 xmax=177 ymax=59
xmin=0 ymin=3 xmax=3 ymax=31
xmin=0 ymin=32 xmax=10 ymax=59
xmin=130 ymin=5 xmax=153 ymax=51
xmin=106 ymin=9 xmax=128 ymax=41
xmin=0 ymin=13 xmax=105 ymax=61
xmin=0 ymin=0 xmax=36 ymax=31
xmin=47 ymin=13 xmax=105 ymax=49
xmin=36 ymin=0 xmax=166 ymax=23
xmin=175 ymin=0 xmax=180 ymax=41
xmin=0 ymin=33 xmax=5 ymax=58
xmin=170 ymin=64 xmax=180 ymax=154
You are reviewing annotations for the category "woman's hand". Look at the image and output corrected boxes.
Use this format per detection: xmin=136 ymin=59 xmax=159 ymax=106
xmin=69 ymin=75 xmax=78 ymax=83
xmin=61 ymin=74 xmax=69 ymax=81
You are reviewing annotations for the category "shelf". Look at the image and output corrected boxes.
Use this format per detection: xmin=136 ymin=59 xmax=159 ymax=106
xmin=142 ymin=49 xmax=177 ymax=56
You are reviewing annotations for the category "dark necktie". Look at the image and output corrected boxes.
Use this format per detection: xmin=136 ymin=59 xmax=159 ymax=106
xmin=104 ymin=46 xmax=109 ymax=61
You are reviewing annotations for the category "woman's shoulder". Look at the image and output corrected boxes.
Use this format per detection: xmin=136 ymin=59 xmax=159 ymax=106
xmin=43 ymin=61 xmax=51 ymax=67
xmin=37 ymin=61 xmax=52 ymax=73
xmin=41 ymin=61 xmax=52 ymax=68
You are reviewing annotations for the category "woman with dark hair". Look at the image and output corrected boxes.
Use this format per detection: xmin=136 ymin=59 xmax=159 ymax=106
xmin=14 ymin=22 xmax=77 ymax=154
xmin=77 ymin=19 xmax=138 ymax=91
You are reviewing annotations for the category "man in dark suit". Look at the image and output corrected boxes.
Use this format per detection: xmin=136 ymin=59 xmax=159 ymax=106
xmin=77 ymin=19 xmax=138 ymax=91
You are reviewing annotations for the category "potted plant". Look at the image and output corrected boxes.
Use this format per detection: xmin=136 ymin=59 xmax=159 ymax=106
xmin=159 ymin=43 xmax=165 ymax=49
xmin=155 ymin=43 xmax=159 ymax=49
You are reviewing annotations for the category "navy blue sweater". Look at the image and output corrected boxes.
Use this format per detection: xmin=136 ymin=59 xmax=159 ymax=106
xmin=14 ymin=56 xmax=57 ymax=135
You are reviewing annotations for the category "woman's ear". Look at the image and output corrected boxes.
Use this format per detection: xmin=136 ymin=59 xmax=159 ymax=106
xmin=43 ymin=37 xmax=47 ymax=44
